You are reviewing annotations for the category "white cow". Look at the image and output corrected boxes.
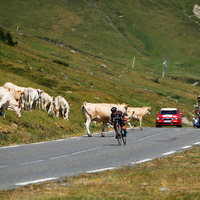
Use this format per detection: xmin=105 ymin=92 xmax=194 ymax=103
xmin=48 ymin=96 xmax=70 ymax=120
xmin=22 ymin=87 xmax=43 ymax=110
xmin=0 ymin=87 xmax=22 ymax=118
xmin=126 ymin=107 xmax=151 ymax=130
xmin=81 ymin=102 xmax=129 ymax=137
xmin=7 ymin=88 xmax=24 ymax=102
xmin=40 ymin=92 xmax=53 ymax=111
xmin=3 ymin=82 xmax=26 ymax=92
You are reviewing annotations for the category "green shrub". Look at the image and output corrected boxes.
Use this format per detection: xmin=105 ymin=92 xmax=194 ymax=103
xmin=0 ymin=27 xmax=5 ymax=41
xmin=53 ymin=59 xmax=69 ymax=67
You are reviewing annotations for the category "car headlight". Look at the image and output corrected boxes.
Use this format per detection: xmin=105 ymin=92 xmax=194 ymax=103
xmin=174 ymin=117 xmax=178 ymax=120
xmin=157 ymin=118 xmax=161 ymax=120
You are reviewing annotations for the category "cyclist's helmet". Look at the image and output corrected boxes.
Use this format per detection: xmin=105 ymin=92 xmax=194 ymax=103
xmin=111 ymin=107 xmax=117 ymax=113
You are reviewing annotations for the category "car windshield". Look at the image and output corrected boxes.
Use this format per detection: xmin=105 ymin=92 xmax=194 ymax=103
xmin=160 ymin=110 xmax=177 ymax=115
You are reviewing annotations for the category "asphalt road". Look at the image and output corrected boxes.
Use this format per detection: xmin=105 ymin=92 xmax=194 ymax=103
xmin=0 ymin=127 xmax=200 ymax=190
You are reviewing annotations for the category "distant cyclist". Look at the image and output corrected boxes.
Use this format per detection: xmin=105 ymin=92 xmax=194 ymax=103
xmin=110 ymin=107 xmax=128 ymax=139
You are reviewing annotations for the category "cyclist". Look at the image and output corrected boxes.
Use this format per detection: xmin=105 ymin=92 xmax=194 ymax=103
xmin=110 ymin=107 xmax=128 ymax=138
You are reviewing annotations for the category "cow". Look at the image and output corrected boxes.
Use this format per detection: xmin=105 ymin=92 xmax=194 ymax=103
xmin=126 ymin=107 xmax=151 ymax=130
xmin=40 ymin=92 xmax=53 ymax=112
xmin=7 ymin=88 xmax=24 ymax=102
xmin=3 ymin=82 xmax=26 ymax=92
xmin=48 ymin=96 xmax=70 ymax=120
xmin=22 ymin=87 xmax=43 ymax=110
xmin=81 ymin=102 xmax=129 ymax=137
xmin=0 ymin=87 xmax=22 ymax=118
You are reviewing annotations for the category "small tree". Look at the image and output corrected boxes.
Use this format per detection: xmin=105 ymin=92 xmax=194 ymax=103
xmin=0 ymin=27 xmax=5 ymax=42
xmin=5 ymin=31 xmax=15 ymax=46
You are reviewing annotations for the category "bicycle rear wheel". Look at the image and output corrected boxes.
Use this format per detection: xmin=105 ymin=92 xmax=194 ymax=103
xmin=122 ymin=130 xmax=126 ymax=145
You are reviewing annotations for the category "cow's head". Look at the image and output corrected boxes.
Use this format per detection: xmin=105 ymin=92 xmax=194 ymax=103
xmin=48 ymin=97 xmax=55 ymax=114
xmin=12 ymin=102 xmax=22 ymax=118
xmin=121 ymin=103 xmax=129 ymax=116
xmin=146 ymin=107 xmax=151 ymax=115
xmin=16 ymin=90 xmax=24 ymax=101
xmin=37 ymin=89 xmax=44 ymax=98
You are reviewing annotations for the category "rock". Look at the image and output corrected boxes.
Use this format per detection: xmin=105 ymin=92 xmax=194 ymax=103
xmin=100 ymin=64 xmax=107 ymax=69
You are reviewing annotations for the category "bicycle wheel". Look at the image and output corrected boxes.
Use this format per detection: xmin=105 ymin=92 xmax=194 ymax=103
xmin=122 ymin=130 xmax=126 ymax=145
xmin=116 ymin=126 xmax=122 ymax=146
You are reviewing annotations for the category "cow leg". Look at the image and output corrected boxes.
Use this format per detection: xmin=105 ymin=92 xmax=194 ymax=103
xmin=132 ymin=121 xmax=136 ymax=130
xmin=21 ymin=98 xmax=25 ymax=110
xmin=43 ymin=103 xmax=46 ymax=111
xmin=0 ymin=108 xmax=5 ymax=118
xmin=0 ymin=99 xmax=8 ymax=118
xmin=62 ymin=109 xmax=65 ymax=119
xmin=101 ymin=122 xmax=106 ymax=137
xmin=139 ymin=118 xmax=143 ymax=130
xmin=85 ymin=118 xmax=92 ymax=137
xmin=64 ymin=109 xmax=69 ymax=121
xmin=35 ymin=100 xmax=39 ymax=110
xmin=127 ymin=120 xmax=134 ymax=130
xmin=29 ymin=100 xmax=34 ymax=111
xmin=55 ymin=108 xmax=59 ymax=117
xmin=38 ymin=99 xmax=41 ymax=110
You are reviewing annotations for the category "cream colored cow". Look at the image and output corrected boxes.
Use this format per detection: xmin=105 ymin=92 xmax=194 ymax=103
xmin=40 ymin=92 xmax=53 ymax=112
xmin=81 ymin=102 xmax=129 ymax=137
xmin=126 ymin=107 xmax=151 ymax=130
xmin=7 ymin=88 xmax=24 ymax=102
xmin=3 ymin=82 xmax=26 ymax=92
xmin=0 ymin=87 xmax=22 ymax=118
xmin=48 ymin=96 xmax=70 ymax=121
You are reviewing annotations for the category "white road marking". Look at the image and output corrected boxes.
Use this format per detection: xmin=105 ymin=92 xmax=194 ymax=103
xmin=129 ymin=132 xmax=165 ymax=144
xmin=49 ymin=147 xmax=101 ymax=160
xmin=0 ymin=145 xmax=20 ymax=149
xmin=194 ymin=142 xmax=200 ymax=145
xmin=19 ymin=160 xmax=43 ymax=165
xmin=162 ymin=151 xmax=176 ymax=156
xmin=181 ymin=146 xmax=191 ymax=149
xmin=71 ymin=150 xmax=87 ymax=155
xmin=131 ymin=158 xmax=152 ymax=165
xmin=86 ymin=167 xmax=116 ymax=173
xmin=0 ymin=137 xmax=79 ymax=150
xmin=15 ymin=177 xmax=58 ymax=186
xmin=49 ymin=154 xmax=70 ymax=160
xmin=0 ymin=166 xmax=8 ymax=169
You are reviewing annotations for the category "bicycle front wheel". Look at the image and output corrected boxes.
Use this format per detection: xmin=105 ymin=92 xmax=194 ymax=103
xmin=116 ymin=126 xmax=122 ymax=146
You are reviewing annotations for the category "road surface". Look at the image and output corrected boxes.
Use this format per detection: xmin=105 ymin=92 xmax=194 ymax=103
xmin=0 ymin=127 xmax=199 ymax=190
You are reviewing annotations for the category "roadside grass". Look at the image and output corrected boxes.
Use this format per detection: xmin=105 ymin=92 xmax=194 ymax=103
xmin=0 ymin=146 xmax=199 ymax=199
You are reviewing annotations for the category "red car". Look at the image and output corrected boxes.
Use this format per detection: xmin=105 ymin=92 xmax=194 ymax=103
xmin=156 ymin=108 xmax=182 ymax=127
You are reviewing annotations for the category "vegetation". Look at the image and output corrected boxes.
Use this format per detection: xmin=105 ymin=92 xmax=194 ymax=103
xmin=0 ymin=0 xmax=199 ymax=146
xmin=0 ymin=27 xmax=16 ymax=46
xmin=0 ymin=146 xmax=199 ymax=199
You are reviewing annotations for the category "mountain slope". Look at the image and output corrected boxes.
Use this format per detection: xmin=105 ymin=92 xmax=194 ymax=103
xmin=0 ymin=0 xmax=199 ymax=145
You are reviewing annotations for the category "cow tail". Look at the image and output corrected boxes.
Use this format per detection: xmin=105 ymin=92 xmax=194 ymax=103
xmin=81 ymin=103 xmax=87 ymax=123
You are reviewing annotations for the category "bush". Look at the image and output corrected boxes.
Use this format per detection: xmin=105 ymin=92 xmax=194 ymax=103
xmin=0 ymin=27 xmax=16 ymax=46
xmin=5 ymin=32 xmax=15 ymax=46
xmin=53 ymin=59 xmax=69 ymax=67
xmin=0 ymin=27 xmax=5 ymax=41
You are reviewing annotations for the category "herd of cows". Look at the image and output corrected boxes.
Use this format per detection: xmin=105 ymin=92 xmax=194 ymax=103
xmin=0 ymin=82 xmax=69 ymax=120
xmin=0 ymin=82 xmax=151 ymax=137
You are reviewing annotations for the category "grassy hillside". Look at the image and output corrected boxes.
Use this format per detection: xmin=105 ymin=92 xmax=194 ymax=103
xmin=0 ymin=0 xmax=200 ymax=146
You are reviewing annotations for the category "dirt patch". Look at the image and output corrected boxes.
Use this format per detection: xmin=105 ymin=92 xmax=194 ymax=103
xmin=182 ymin=117 xmax=193 ymax=126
